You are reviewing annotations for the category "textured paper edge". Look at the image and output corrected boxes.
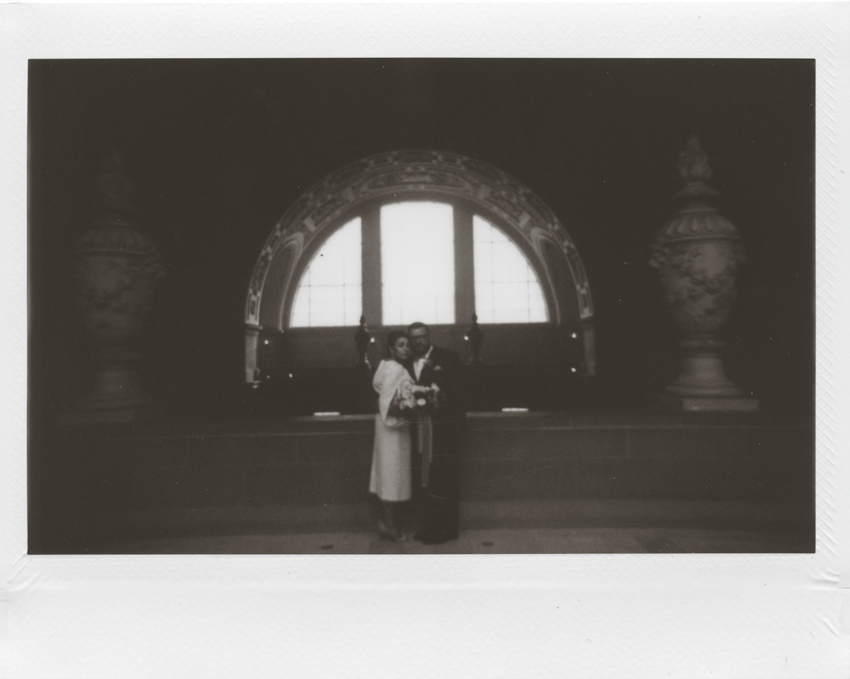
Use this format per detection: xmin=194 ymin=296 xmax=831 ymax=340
xmin=1 ymin=3 xmax=848 ymax=677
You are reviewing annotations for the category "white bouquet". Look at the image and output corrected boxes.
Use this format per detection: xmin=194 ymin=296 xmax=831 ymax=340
xmin=392 ymin=382 xmax=441 ymax=417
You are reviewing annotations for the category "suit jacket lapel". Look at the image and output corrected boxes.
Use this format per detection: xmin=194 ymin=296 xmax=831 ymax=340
xmin=418 ymin=346 xmax=436 ymax=385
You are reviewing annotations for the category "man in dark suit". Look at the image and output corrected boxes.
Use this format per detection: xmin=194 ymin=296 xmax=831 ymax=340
xmin=407 ymin=322 xmax=466 ymax=544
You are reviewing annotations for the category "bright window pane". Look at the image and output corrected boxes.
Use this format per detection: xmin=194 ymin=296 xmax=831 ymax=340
xmin=474 ymin=215 xmax=548 ymax=323
xmin=381 ymin=202 xmax=455 ymax=325
xmin=290 ymin=217 xmax=362 ymax=327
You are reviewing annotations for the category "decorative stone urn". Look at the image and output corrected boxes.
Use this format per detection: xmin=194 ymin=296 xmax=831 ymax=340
xmin=650 ymin=136 xmax=758 ymax=411
xmin=71 ymin=150 xmax=165 ymax=423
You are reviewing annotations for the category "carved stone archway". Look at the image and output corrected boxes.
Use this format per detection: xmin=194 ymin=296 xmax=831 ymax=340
xmin=245 ymin=150 xmax=594 ymax=382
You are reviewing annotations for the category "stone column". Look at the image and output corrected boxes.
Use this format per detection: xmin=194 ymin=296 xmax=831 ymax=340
xmin=68 ymin=149 xmax=165 ymax=424
xmin=650 ymin=136 xmax=758 ymax=412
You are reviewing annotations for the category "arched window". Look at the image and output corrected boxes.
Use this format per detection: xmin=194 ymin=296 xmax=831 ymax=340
xmin=473 ymin=215 xmax=548 ymax=324
xmin=380 ymin=201 xmax=455 ymax=326
xmin=288 ymin=202 xmax=550 ymax=328
xmin=290 ymin=217 xmax=362 ymax=327
xmin=245 ymin=151 xmax=594 ymax=381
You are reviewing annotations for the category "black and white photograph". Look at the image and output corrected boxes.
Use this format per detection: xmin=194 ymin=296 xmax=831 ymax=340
xmin=5 ymin=4 xmax=850 ymax=677
xmin=28 ymin=58 xmax=815 ymax=555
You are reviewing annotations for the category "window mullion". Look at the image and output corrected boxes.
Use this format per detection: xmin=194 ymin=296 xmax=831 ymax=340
xmin=454 ymin=206 xmax=475 ymax=325
xmin=361 ymin=206 xmax=382 ymax=326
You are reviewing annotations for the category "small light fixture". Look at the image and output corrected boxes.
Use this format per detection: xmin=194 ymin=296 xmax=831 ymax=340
xmin=263 ymin=339 xmax=270 ymax=345
xmin=502 ymin=407 xmax=529 ymax=413
xmin=571 ymin=332 xmax=577 ymax=339
xmin=570 ymin=367 xmax=577 ymax=373
xmin=314 ymin=411 xmax=341 ymax=417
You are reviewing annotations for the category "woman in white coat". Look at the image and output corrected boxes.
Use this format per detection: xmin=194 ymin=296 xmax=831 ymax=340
xmin=369 ymin=330 xmax=414 ymax=541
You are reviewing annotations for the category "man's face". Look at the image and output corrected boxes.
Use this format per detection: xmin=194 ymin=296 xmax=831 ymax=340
xmin=409 ymin=327 xmax=431 ymax=358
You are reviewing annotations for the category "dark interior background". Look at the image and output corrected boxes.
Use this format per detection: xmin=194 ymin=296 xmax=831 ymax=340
xmin=28 ymin=59 xmax=815 ymax=425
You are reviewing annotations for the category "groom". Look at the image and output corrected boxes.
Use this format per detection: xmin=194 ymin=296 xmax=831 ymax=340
xmin=407 ymin=322 xmax=466 ymax=544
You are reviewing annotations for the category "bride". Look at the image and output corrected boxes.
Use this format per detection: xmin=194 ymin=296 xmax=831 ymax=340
xmin=369 ymin=330 xmax=414 ymax=541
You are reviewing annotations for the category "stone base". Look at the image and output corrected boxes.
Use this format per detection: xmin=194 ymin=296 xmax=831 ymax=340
xmin=39 ymin=411 xmax=812 ymax=544
xmin=58 ymin=403 xmax=155 ymax=426
xmin=658 ymin=393 xmax=760 ymax=412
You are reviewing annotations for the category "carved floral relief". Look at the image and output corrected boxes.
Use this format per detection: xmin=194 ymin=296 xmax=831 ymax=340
xmin=650 ymin=136 xmax=755 ymax=407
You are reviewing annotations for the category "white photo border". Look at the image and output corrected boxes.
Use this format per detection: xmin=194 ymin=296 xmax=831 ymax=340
xmin=2 ymin=3 xmax=848 ymax=677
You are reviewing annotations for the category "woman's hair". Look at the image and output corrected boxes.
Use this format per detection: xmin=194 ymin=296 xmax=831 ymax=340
xmin=385 ymin=330 xmax=409 ymax=355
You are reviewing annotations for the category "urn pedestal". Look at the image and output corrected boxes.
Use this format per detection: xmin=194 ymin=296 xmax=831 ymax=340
xmin=650 ymin=137 xmax=758 ymax=412
xmin=65 ymin=152 xmax=164 ymax=424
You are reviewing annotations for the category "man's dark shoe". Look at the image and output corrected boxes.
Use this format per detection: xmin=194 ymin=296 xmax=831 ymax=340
xmin=420 ymin=530 xmax=458 ymax=545
xmin=413 ymin=530 xmax=433 ymax=543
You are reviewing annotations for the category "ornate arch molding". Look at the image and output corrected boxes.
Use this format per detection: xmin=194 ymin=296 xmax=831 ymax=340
xmin=245 ymin=150 xmax=593 ymax=331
